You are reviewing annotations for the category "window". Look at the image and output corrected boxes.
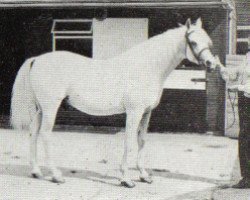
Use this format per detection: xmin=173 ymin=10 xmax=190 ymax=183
xmin=51 ymin=19 xmax=93 ymax=57
xmin=237 ymin=26 xmax=250 ymax=55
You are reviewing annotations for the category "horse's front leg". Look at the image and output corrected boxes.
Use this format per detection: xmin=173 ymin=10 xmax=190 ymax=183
xmin=121 ymin=109 xmax=144 ymax=188
xmin=137 ymin=108 xmax=153 ymax=184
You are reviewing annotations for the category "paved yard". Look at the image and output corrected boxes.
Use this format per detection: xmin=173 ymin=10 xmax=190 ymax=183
xmin=0 ymin=129 xmax=238 ymax=200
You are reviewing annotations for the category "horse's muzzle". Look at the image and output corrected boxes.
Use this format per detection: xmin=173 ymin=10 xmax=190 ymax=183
xmin=207 ymin=67 xmax=213 ymax=73
xmin=204 ymin=60 xmax=217 ymax=73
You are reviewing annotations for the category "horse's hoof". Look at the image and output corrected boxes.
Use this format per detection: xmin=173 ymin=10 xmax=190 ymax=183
xmin=121 ymin=180 xmax=136 ymax=188
xmin=51 ymin=176 xmax=65 ymax=184
xmin=31 ymin=172 xmax=43 ymax=179
xmin=140 ymin=176 xmax=153 ymax=184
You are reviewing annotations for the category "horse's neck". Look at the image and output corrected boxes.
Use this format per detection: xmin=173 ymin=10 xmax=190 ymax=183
xmin=146 ymin=27 xmax=187 ymax=81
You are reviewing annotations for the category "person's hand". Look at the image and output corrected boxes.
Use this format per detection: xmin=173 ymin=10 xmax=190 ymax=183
xmin=245 ymin=92 xmax=250 ymax=98
xmin=227 ymin=85 xmax=239 ymax=92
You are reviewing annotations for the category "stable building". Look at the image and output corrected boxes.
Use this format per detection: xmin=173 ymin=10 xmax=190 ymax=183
xmin=235 ymin=0 xmax=250 ymax=54
xmin=0 ymin=0 xmax=233 ymax=135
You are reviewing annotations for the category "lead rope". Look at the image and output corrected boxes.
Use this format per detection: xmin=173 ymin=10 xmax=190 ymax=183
xmin=226 ymin=70 xmax=247 ymax=130
xmin=226 ymin=89 xmax=237 ymax=130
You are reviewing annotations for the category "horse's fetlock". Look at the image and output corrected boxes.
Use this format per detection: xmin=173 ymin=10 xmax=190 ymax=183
xmin=127 ymin=147 xmax=133 ymax=154
xmin=120 ymin=164 xmax=127 ymax=173
xmin=139 ymin=139 xmax=145 ymax=147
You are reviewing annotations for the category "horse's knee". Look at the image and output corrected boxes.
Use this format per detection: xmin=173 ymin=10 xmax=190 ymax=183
xmin=30 ymin=131 xmax=38 ymax=139
xmin=138 ymin=133 xmax=145 ymax=149
xmin=40 ymin=115 xmax=55 ymax=131
xmin=138 ymin=139 xmax=145 ymax=149
xmin=126 ymin=146 xmax=133 ymax=154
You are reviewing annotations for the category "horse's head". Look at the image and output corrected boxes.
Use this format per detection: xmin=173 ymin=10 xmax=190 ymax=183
xmin=183 ymin=18 xmax=217 ymax=72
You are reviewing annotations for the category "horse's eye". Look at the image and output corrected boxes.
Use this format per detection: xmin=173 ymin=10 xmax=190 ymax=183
xmin=190 ymin=41 xmax=197 ymax=47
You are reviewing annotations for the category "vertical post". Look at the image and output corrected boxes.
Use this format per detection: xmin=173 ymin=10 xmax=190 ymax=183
xmin=206 ymin=9 xmax=228 ymax=136
xmin=227 ymin=0 xmax=237 ymax=54
xmin=52 ymin=34 xmax=56 ymax=51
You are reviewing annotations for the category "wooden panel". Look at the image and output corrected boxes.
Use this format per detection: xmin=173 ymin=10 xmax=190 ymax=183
xmin=149 ymin=89 xmax=207 ymax=132
xmin=163 ymin=70 xmax=206 ymax=90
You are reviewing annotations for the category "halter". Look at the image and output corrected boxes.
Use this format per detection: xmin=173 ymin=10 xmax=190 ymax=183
xmin=185 ymin=30 xmax=210 ymax=63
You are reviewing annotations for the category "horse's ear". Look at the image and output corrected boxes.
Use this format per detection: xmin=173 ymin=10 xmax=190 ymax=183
xmin=178 ymin=23 xmax=185 ymax=27
xmin=178 ymin=23 xmax=184 ymax=27
xmin=185 ymin=18 xmax=191 ymax=29
xmin=195 ymin=18 xmax=202 ymax=27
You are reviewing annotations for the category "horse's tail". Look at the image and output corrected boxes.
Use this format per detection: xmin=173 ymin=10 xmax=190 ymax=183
xmin=10 ymin=57 xmax=37 ymax=130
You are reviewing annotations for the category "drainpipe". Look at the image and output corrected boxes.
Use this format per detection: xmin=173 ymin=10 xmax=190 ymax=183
xmin=224 ymin=0 xmax=237 ymax=54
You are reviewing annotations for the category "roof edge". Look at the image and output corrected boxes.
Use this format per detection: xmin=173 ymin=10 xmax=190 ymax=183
xmin=0 ymin=1 xmax=230 ymax=9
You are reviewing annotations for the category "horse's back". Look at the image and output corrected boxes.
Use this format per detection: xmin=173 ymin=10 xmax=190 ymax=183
xmin=28 ymin=49 xmax=162 ymax=114
xmin=28 ymin=51 xmax=126 ymax=114
xmin=34 ymin=51 xmax=91 ymax=71
xmin=29 ymin=51 xmax=91 ymax=102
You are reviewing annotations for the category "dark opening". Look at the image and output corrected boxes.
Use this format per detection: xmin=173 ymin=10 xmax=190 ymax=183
xmin=54 ymin=21 xmax=92 ymax=32
xmin=56 ymin=39 xmax=92 ymax=57
xmin=237 ymin=42 xmax=248 ymax=55
xmin=0 ymin=11 xmax=26 ymax=116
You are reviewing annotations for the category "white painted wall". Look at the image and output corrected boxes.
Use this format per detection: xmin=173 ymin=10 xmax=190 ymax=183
xmin=93 ymin=18 xmax=148 ymax=59
xmin=164 ymin=70 xmax=206 ymax=90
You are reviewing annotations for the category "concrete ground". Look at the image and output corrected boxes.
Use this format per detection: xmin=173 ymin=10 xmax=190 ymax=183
xmin=212 ymin=154 xmax=250 ymax=200
xmin=0 ymin=128 xmax=239 ymax=200
xmin=213 ymin=189 xmax=250 ymax=200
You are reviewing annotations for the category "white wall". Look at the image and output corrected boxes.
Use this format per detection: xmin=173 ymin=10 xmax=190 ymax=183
xmin=93 ymin=18 xmax=148 ymax=59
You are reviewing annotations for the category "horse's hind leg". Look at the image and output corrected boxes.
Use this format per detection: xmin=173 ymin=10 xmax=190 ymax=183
xmin=137 ymin=108 xmax=152 ymax=184
xmin=39 ymin=101 xmax=64 ymax=183
xmin=30 ymin=110 xmax=43 ymax=179
xmin=121 ymin=108 xmax=144 ymax=188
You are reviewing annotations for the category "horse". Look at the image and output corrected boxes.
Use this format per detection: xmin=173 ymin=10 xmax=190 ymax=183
xmin=11 ymin=18 xmax=217 ymax=188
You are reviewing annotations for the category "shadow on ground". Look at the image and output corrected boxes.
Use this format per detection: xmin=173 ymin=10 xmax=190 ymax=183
xmin=0 ymin=164 xmax=121 ymax=187
xmin=0 ymin=163 xmax=226 ymax=187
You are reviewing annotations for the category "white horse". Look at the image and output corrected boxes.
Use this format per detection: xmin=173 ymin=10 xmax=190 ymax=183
xmin=11 ymin=18 xmax=217 ymax=188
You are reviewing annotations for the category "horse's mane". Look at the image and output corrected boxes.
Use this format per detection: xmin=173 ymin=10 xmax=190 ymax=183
xmin=110 ymin=25 xmax=187 ymax=61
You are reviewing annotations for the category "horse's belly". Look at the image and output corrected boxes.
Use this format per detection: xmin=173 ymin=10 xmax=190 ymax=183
xmin=68 ymin=93 xmax=125 ymax=116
